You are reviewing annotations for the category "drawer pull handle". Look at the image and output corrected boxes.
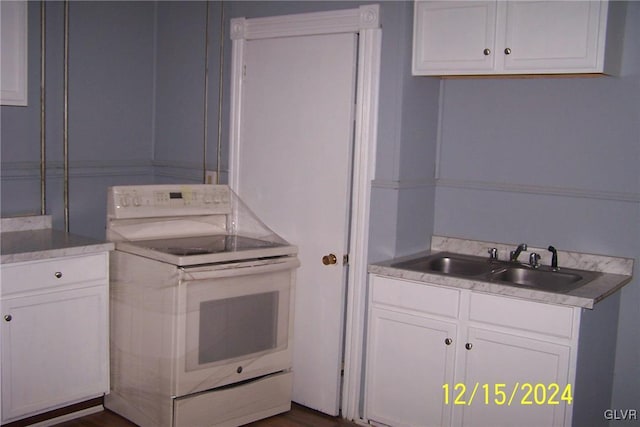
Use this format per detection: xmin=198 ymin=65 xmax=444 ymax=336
xmin=54 ymin=272 xmax=63 ymax=279
xmin=465 ymin=342 xmax=473 ymax=350
xmin=4 ymin=315 xmax=12 ymax=322
xmin=444 ymin=338 xmax=453 ymax=346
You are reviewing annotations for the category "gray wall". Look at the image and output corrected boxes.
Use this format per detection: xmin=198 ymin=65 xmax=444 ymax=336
xmin=368 ymin=1 xmax=440 ymax=262
xmin=433 ymin=2 xmax=640 ymax=420
xmin=154 ymin=1 xmax=211 ymax=183
xmin=1 ymin=1 xmax=159 ymax=237
xmin=2 ymin=0 xmax=638 ymax=421
xmin=1 ymin=0 xmax=436 ymax=253
xmin=0 ymin=1 xmax=225 ymax=236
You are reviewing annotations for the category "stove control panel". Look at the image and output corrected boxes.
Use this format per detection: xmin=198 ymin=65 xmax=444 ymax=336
xmin=108 ymin=185 xmax=232 ymax=218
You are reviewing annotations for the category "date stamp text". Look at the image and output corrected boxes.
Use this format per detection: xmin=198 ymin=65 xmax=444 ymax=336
xmin=443 ymin=383 xmax=573 ymax=406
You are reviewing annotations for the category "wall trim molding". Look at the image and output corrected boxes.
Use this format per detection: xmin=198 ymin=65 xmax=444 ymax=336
xmin=436 ymin=178 xmax=640 ymax=203
xmin=370 ymin=177 xmax=640 ymax=202
xmin=0 ymin=160 xmax=152 ymax=179
xmin=371 ymin=178 xmax=435 ymax=190
xmin=152 ymin=160 xmax=211 ymax=182
xmin=0 ymin=160 xmax=226 ymax=183
xmin=7 ymin=161 xmax=634 ymax=203
xmin=230 ymin=4 xmax=379 ymax=41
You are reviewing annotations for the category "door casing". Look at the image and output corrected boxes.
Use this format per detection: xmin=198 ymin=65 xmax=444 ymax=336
xmin=228 ymin=5 xmax=381 ymax=421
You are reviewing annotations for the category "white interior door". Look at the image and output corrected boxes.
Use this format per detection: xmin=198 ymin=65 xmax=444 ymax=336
xmin=231 ymin=32 xmax=358 ymax=415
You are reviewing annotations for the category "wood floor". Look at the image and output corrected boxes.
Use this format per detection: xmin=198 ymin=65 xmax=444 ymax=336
xmin=52 ymin=404 xmax=360 ymax=427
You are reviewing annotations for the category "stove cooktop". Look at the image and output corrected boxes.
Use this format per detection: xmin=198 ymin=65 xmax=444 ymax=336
xmin=137 ymin=235 xmax=285 ymax=256
xmin=116 ymin=234 xmax=296 ymax=266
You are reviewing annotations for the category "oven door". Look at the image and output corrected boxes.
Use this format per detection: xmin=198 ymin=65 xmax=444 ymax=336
xmin=174 ymin=256 xmax=299 ymax=397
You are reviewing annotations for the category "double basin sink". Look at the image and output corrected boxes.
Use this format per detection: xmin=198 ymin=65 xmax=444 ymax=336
xmin=391 ymin=252 xmax=600 ymax=293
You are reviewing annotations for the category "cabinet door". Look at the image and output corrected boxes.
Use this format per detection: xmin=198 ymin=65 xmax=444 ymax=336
xmin=457 ymin=328 xmax=571 ymax=427
xmin=1 ymin=286 xmax=109 ymax=422
xmin=413 ymin=1 xmax=497 ymax=75
xmin=365 ymin=307 xmax=457 ymax=427
xmin=500 ymin=1 xmax=604 ymax=73
xmin=0 ymin=0 xmax=28 ymax=106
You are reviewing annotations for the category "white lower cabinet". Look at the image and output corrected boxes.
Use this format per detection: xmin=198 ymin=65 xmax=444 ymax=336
xmin=366 ymin=307 xmax=456 ymax=426
xmin=458 ymin=328 xmax=571 ymax=427
xmin=0 ymin=253 xmax=110 ymax=423
xmin=365 ymin=275 xmax=579 ymax=427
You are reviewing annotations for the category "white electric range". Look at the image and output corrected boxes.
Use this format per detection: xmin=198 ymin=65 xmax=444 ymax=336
xmin=104 ymin=184 xmax=299 ymax=427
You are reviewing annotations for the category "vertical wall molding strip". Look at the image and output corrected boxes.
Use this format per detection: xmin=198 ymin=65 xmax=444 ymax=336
xmin=40 ymin=1 xmax=46 ymax=215
xmin=63 ymin=0 xmax=69 ymax=231
xmin=215 ymin=1 xmax=225 ymax=184
xmin=202 ymin=1 xmax=210 ymax=184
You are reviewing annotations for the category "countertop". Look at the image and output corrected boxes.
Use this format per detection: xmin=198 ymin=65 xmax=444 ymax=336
xmin=369 ymin=236 xmax=634 ymax=309
xmin=0 ymin=215 xmax=113 ymax=264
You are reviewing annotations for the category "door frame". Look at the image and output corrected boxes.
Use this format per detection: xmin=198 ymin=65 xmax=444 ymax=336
xmin=228 ymin=5 xmax=381 ymax=421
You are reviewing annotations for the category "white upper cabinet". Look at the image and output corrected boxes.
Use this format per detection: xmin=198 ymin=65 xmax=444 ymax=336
xmin=501 ymin=1 xmax=603 ymax=73
xmin=412 ymin=0 xmax=626 ymax=76
xmin=1 ymin=0 xmax=28 ymax=106
xmin=413 ymin=1 xmax=498 ymax=74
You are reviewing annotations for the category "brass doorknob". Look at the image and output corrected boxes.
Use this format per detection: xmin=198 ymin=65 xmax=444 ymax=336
xmin=322 ymin=254 xmax=337 ymax=265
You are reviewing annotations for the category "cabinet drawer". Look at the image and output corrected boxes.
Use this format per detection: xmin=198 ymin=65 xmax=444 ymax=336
xmin=469 ymin=292 xmax=575 ymax=339
xmin=371 ymin=275 xmax=460 ymax=319
xmin=1 ymin=253 xmax=108 ymax=296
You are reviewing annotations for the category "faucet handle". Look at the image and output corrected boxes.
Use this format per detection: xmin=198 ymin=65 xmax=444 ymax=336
xmin=529 ymin=252 xmax=541 ymax=268
xmin=488 ymin=248 xmax=498 ymax=260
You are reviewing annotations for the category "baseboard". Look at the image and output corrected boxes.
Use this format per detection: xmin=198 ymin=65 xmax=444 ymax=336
xmin=27 ymin=406 xmax=103 ymax=427
xmin=1 ymin=397 xmax=103 ymax=427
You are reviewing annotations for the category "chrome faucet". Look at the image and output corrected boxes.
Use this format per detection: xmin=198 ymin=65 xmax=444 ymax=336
xmin=510 ymin=243 xmax=527 ymax=261
xmin=548 ymin=246 xmax=559 ymax=270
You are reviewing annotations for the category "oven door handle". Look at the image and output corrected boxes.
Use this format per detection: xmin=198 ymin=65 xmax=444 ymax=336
xmin=181 ymin=257 xmax=300 ymax=281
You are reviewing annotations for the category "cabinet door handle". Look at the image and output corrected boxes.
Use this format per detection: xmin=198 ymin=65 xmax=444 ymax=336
xmin=445 ymin=338 xmax=453 ymax=346
xmin=4 ymin=315 xmax=12 ymax=322
xmin=54 ymin=271 xmax=63 ymax=279
xmin=465 ymin=342 xmax=473 ymax=350
xmin=483 ymin=48 xmax=491 ymax=56
xmin=504 ymin=47 xmax=512 ymax=55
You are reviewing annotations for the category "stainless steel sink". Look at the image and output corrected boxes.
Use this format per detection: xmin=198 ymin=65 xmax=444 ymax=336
xmin=488 ymin=265 xmax=599 ymax=293
xmin=391 ymin=252 xmax=494 ymax=277
xmin=390 ymin=251 xmax=600 ymax=293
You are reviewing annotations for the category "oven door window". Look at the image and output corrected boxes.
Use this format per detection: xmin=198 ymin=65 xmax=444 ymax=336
xmin=198 ymin=291 xmax=279 ymax=364
xmin=184 ymin=268 xmax=291 ymax=371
